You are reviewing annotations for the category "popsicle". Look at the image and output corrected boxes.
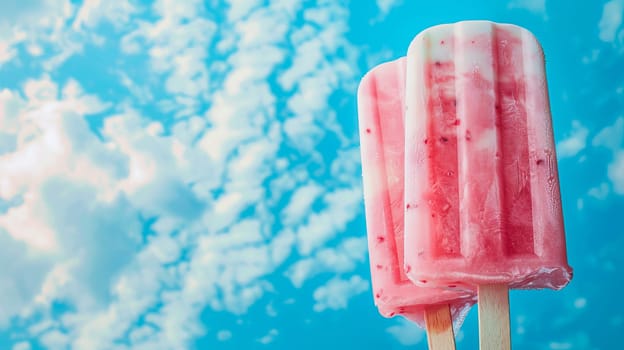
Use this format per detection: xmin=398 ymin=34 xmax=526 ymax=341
xmin=358 ymin=57 xmax=476 ymax=348
xmin=402 ymin=21 xmax=573 ymax=349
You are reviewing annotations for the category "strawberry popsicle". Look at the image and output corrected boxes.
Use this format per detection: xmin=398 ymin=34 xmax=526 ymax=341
xmin=358 ymin=57 xmax=475 ymax=348
xmin=402 ymin=21 xmax=572 ymax=349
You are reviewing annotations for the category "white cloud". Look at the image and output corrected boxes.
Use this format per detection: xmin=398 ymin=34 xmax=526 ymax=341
xmin=582 ymin=49 xmax=601 ymax=64
xmin=296 ymin=187 xmax=362 ymax=255
xmin=0 ymin=193 xmax=57 ymax=251
xmin=312 ymin=275 xmax=368 ymax=312
xmin=128 ymin=325 xmax=155 ymax=343
xmin=574 ymin=297 xmax=587 ymax=309
xmin=0 ymin=78 xmax=117 ymax=202
xmin=269 ymin=228 xmax=295 ymax=266
xmin=283 ymin=113 xmax=324 ymax=152
xmin=315 ymin=237 xmax=367 ymax=272
xmin=0 ymin=41 xmax=16 ymax=64
xmin=0 ymin=230 xmax=52 ymax=326
xmin=0 ymin=132 xmax=16 ymax=155
xmin=279 ymin=3 xmax=356 ymax=154
xmin=330 ymin=147 xmax=362 ymax=184
xmin=375 ymin=0 xmax=403 ymax=20
xmin=266 ymin=303 xmax=278 ymax=317
xmin=281 ymin=182 xmax=323 ymax=225
xmin=24 ymin=75 xmax=59 ymax=102
xmin=117 ymin=72 xmax=154 ymax=105
xmin=0 ymin=0 xmax=70 ymax=25
xmin=11 ymin=342 xmax=32 ymax=350
xmin=120 ymin=0 xmax=216 ymax=114
xmin=257 ymin=329 xmax=279 ymax=345
xmin=386 ymin=318 xmax=426 ymax=346
xmin=286 ymin=258 xmax=316 ymax=288
xmin=508 ymin=0 xmax=547 ymax=17
xmin=607 ymin=151 xmax=624 ymax=194
xmin=557 ymin=121 xmax=589 ymax=158
xmin=599 ymin=0 xmax=624 ymax=42
xmin=286 ymin=236 xmax=367 ymax=288
xmin=552 ymin=333 xmax=593 ymax=348
xmin=0 ymin=0 xmax=364 ymax=349
xmin=588 ymin=182 xmax=610 ymax=200
xmin=0 ymin=78 xmax=149 ymax=329
xmin=40 ymin=330 xmax=70 ymax=350
xmin=593 ymin=117 xmax=623 ymax=152
xmin=0 ymin=77 xmax=201 ymax=347
xmin=226 ymin=0 xmax=264 ymax=21
xmin=72 ymin=0 xmax=138 ymax=31
xmin=576 ymin=198 xmax=584 ymax=210
xmin=67 ymin=235 xmax=177 ymax=349
xmin=0 ymin=0 xmax=86 ymax=69
xmin=593 ymin=117 xmax=624 ymax=194
xmin=0 ymin=0 xmax=72 ymax=34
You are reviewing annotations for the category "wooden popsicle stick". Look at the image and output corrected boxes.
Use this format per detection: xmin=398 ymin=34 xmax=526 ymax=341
xmin=424 ymin=304 xmax=456 ymax=350
xmin=478 ymin=284 xmax=511 ymax=350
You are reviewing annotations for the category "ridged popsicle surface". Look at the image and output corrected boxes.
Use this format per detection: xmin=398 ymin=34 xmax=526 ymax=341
xmin=403 ymin=21 xmax=572 ymax=290
xmin=358 ymin=58 xmax=475 ymax=327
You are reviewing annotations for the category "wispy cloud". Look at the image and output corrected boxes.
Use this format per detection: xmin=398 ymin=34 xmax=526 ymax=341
xmin=593 ymin=117 xmax=624 ymax=194
xmin=281 ymin=182 xmax=324 ymax=226
xmin=257 ymin=328 xmax=279 ymax=345
xmin=588 ymin=182 xmax=610 ymax=200
xmin=598 ymin=0 xmax=624 ymax=43
xmin=0 ymin=0 xmax=74 ymax=65
xmin=0 ymin=0 xmax=364 ymax=349
xmin=508 ymin=0 xmax=547 ymax=19
xmin=312 ymin=275 xmax=369 ymax=312
xmin=557 ymin=121 xmax=589 ymax=159
xmin=374 ymin=0 xmax=403 ymax=21
xmin=386 ymin=317 xmax=426 ymax=346
xmin=593 ymin=117 xmax=623 ymax=152
xmin=120 ymin=0 xmax=215 ymax=117
xmin=72 ymin=0 xmax=138 ymax=31
xmin=606 ymin=151 xmax=624 ymax=194
xmin=11 ymin=341 xmax=31 ymax=350
xmin=286 ymin=236 xmax=367 ymax=288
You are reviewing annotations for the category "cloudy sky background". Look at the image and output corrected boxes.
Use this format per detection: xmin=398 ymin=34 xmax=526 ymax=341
xmin=0 ymin=0 xmax=621 ymax=349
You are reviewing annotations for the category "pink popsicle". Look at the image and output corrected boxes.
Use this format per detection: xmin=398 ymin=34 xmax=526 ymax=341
xmin=403 ymin=21 xmax=573 ymax=349
xmin=358 ymin=57 xmax=475 ymax=347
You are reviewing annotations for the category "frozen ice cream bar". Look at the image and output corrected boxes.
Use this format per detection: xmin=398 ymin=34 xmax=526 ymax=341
xmin=402 ymin=21 xmax=573 ymax=349
xmin=357 ymin=57 xmax=475 ymax=345
xmin=403 ymin=21 xmax=572 ymax=290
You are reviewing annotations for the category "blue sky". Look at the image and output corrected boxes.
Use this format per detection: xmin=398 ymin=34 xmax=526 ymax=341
xmin=0 ymin=0 xmax=621 ymax=349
